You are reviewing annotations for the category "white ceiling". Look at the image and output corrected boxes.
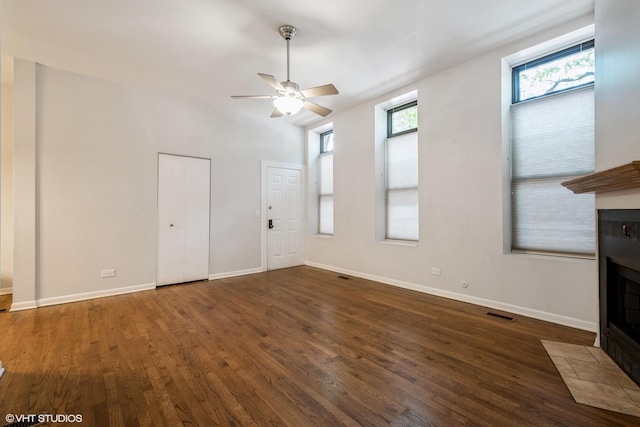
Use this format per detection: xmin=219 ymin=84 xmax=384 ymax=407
xmin=1 ymin=0 xmax=594 ymax=126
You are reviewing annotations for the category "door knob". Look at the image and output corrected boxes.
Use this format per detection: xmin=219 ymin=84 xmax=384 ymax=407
xmin=268 ymin=219 xmax=274 ymax=229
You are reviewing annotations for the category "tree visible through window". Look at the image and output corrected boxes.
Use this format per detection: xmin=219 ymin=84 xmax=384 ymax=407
xmin=513 ymin=40 xmax=594 ymax=103
xmin=388 ymin=101 xmax=418 ymax=137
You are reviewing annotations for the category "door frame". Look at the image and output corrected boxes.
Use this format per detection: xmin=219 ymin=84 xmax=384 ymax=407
xmin=260 ymin=161 xmax=305 ymax=271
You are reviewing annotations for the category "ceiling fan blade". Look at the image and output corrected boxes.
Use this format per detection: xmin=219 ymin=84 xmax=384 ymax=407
xmin=231 ymin=95 xmax=274 ymax=99
xmin=271 ymin=108 xmax=283 ymax=118
xmin=258 ymin=73 xmax=285 ymax=91
xmin=300 ymin=84 xmax=339 ymax=98
xmin=302 ymin=100 xmax=332 ymax=117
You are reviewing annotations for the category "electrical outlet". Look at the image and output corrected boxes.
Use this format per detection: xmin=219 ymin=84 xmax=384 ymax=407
xmin=101 ymin=269 xmax=116 ymax=278
xmin=431 ymin=267 xmax=441 ymax=276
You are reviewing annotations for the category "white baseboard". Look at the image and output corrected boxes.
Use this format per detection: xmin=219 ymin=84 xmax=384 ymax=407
xmin=305 ymin=261 xmax=597 ymax=333
xmin=10 ymin=300 xmax=38 ymax=311
xmin=36 ymin=282 xmax=157 ymax=308
xmin=8 ymin=270 xmax=265 ymax=311
xmin=209 ymin=267 xmax=263 ymax=281
xmin=0 ymin=287 xmax=12 ymax=296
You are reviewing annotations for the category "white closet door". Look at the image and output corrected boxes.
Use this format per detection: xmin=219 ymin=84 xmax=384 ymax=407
xmin=157 ymin=155 xmax=187 ymax=286
xmin=183 ymin=159 xmax=211 ymax=282
xmin=157 ymin=154 xmax=210 ymax=286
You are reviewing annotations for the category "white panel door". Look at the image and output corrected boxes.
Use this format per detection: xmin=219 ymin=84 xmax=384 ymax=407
xmin=157 ymin=154 xmax=210 ymax=286
xmin=267 ymin=167 xmax=302 ymax=270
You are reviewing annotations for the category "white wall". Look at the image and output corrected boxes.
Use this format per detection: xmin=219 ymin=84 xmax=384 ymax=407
xmin=305 ymin=15 xmax=599 ymax=331
xmin=1 ymin=83 xmax=13 ymax=292
xmin=594 ymin=0 xmax=640 ymax=210
xmin=12 ymin=59 xmax=37 ymax=308
xmin=0 ymin=4 xmax=4 ymax=296
xmin=11 ymin=62 xmax=303 ymax=306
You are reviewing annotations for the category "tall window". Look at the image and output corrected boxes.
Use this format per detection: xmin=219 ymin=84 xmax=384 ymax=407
xmin=386 ymin=101 xmax=418 ymax=241
xmin=510 ymin=40 xmax=595 ymax=256
xmin=318 ymin=130 xmax=334 ymax=235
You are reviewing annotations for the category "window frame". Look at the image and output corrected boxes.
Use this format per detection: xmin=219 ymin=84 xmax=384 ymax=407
xmin=512 ymin=39 xmax=594 ymax=104
xmin=320 ymin=130 xmax=334 ymax=154
xmin=387 ymin=100 xmax=418 ymax=138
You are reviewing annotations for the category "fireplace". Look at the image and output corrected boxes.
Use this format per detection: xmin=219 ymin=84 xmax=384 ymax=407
xmin=599 ymin=209 xmax=640 ymax=386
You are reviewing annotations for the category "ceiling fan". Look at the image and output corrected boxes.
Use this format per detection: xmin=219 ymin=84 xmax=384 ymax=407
xmin=231 ymin=25 xmax=339 ymax=118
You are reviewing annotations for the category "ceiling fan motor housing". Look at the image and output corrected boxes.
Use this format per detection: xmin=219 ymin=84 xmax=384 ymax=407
xmin=279 ymin=25 xmax=297 ymax=40
xmin=281 ymin=80 xmax=300 ymax=95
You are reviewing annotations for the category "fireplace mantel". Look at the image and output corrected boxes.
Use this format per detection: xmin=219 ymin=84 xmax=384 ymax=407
xmin=562 ymin=161 xmax=640 ymax=194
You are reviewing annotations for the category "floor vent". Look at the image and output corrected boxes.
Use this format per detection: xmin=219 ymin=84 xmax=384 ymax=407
xmin=486 ymin=311 xmax=514 ymax=321
xmin=338 ymin=275 xmax=350 ymax=280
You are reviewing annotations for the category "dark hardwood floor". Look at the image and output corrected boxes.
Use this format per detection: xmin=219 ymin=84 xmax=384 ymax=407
xmin=0 ymin=266 xmax=637 ymax=426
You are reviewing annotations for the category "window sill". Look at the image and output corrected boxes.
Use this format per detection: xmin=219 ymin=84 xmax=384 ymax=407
xmin=313 ymin=234 xmax=333 ymax=239
xmin=508 ymin=250 xmax=595 ymax=262
xmin=378 ymin=239 xmax=419 ymax=248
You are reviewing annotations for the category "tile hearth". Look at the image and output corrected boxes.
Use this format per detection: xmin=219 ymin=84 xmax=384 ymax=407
xmin=542 ymin=340 xmax=640 ymax=417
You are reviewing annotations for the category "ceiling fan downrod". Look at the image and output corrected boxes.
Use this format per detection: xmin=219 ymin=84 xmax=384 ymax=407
xmin=279 ymin=25 xmax=297 ymax=82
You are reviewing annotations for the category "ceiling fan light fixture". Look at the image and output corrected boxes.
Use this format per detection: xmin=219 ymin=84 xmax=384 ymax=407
xmin=273 ymin=95 xmax=304 ymax=116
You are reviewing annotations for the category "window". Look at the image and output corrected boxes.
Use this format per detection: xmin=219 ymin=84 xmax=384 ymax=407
xmin=386 ymin=101 xmax=418 ymax=241
xmin=388 ymin=100 xmax=418 ymax=137
xmin=318 ymin=130 xmax=334 ymax=235
xmin=510 ymin=40 xmax=595 ymax=256
xmin=512 ymin=40 xmax=594 ymax=103
xmin=320 ymin=130 xmax=334 ymax=153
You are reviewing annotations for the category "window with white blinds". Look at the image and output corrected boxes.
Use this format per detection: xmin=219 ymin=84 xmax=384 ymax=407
xmin=318 ymin=151 xmax=334 ymax=234
xmin=510 ymin=86 xmax=595 ymax=255
xmin=386 ymin=132 xmax=419 ymax=241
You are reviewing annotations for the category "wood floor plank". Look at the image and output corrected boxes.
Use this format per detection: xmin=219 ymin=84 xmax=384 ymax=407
xmin=0 ymin=295 xmax=10 ymax=313
xmin=1 ymin=266 xmax=639 ymax=426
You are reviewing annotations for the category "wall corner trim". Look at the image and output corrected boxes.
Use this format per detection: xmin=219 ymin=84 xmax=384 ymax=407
xmin=9 ymin=300 xmax=38 ymax=311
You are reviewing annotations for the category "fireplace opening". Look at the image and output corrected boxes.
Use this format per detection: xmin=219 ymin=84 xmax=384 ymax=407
xmin=608 ymin=261 xmax=640 ymax=342
xmin=599 ymin=210 xmax=640 ymax=386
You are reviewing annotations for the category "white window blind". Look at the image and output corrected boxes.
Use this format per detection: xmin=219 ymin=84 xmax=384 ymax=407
xmin=318 ymin=152 xmax=334 ymax=234
xmin=386 ymin=132 xmax=419 ymax=241
xmin=511 ymin=87 xmax=595 ymax=255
